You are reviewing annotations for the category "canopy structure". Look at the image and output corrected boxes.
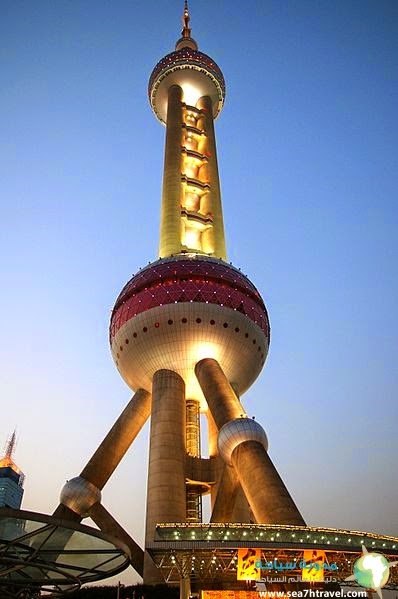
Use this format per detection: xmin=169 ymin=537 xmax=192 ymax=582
xmin=147 ymin=523 xmax=398 ymax=589
xmin=0 ymin=508 xmax=130 ymax=597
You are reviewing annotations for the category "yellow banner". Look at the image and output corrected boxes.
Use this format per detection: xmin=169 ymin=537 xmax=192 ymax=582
xmin=301 ymin=550 xmax=325 ymax=582
xmin=237 ymin=548 xmax=262 ymax=580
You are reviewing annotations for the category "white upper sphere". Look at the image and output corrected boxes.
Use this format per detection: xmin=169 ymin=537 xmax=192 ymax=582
xmin=148 ymin=48 xmax=225 ymax=124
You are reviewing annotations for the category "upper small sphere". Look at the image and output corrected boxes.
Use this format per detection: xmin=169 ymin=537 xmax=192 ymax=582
xmin=148 ymin=47 xmax=226 ymax=124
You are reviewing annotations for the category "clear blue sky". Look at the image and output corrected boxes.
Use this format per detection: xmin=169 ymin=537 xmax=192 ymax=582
xmin=1 ymin=0 xmax=397 ymax=586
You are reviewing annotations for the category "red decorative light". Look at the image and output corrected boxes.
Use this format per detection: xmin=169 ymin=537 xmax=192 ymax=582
xmin=110 ymin=258 xmax=268 ymax=341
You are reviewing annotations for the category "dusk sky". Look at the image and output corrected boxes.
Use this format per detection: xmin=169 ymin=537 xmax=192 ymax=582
xmin=1 ymin=0 xmax=397 ymax=587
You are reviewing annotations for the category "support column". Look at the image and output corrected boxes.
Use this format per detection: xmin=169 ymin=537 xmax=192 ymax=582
xmin=231 ymin=441 xmax=305 ymax=525
xmin=231 ymin=483 xmax=253 ymax=523
xmin=195 ymin=359 xmax=305 ymax=526
xmin=180 ymin=577 xmax=191 ymax=599
xmin=54 ymin=388 xmax=151 ymax=520
xmin=210 ymin=464 xmax=240 ymax=522
xmin=144 ymin=369 xmax=186 ymax=584
xmin=208 ymin=406 xmax=252 ymax=523
xmin=81 ymin=388 xmax=151 ymax=489
xmin=196 ymin=94 xmax=227 ymax=260
xmin=196 ymin=359 xmax=246 ymax=427
xmin=159 ymin=85 xmax=184 ymax=258
xmin=89 ymin=502 xmax=144 ymax=576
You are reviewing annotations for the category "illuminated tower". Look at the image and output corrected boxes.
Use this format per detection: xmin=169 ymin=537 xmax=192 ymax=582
xmin=54 ymin=1 xmax=305 ymax=588
xmin=0 ymin=431 xmax=24 ymax=509
xmin=108 ymin=2 xmax=305 ymax=583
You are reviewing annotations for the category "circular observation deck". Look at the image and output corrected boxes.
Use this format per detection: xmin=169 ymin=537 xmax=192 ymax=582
xmin=148 ymin=47 xmax=226 ymax=124
xmin=110 ymin=256 xmax=269 ymax=408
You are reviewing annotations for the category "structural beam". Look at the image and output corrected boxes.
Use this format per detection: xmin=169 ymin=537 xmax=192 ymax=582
xmin=81 ymin=388 xmax=151 ymax=490
xmin=89 ymin=502 xmax=144 ymax=577
xmin=54 ymin=388 xmax=151 ymax=519
xmin=144 ymin=369 xmax=187 ymax=583
xmin=195 ymin=358 xmax=305 ymax=526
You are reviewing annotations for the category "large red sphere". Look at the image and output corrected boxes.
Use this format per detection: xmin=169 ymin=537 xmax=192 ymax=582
xmin=110 ymin=257 xmax=270 ymax=407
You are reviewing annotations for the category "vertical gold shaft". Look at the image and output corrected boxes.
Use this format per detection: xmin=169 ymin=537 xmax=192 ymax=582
xmin=196 ymin=95 xmax=227 ymax=260
xmin=159 ymin=85 xmax=184 ymax=258
xmin=158 ymin=84 xmax=227 ymax=259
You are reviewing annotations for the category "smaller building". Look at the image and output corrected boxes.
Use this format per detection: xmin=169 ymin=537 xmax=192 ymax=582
xmin=0 ymin=431 xmax=24 ymax=509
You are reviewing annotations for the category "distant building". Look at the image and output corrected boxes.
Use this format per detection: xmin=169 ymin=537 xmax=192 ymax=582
xmin=0 ymin=431 xmax=24 ymax=509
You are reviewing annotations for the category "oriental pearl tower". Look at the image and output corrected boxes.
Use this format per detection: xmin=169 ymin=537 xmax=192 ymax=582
xmin=57 ymin=1 xmax=305 ymax=587
xmin=111 ymin=1 xmax=305 ymax=581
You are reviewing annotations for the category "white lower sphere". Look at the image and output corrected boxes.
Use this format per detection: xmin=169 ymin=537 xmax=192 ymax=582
xmin=111 ymin=303 xmax=268 ymax=410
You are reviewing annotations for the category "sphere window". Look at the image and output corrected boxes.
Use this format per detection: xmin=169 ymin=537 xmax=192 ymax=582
xmin=253 ymin=339 xmax=256 ymax=345
xmin=223 ymin=323 xmax=228 ymax=328
xmin=168 ymin=319 xmax=173 ymax=325
xmin=210 ymin=320 xmax=215 ymax=325
xmin=154 ymin=322 xmax=160 ymax=328
xmin=143 ymin=327 xmax=148 ymax=332
xmin=196 ymin=318 xmax=202 ymax=323
xmin=120 ymin=346 xmax=123 ymax=351
xmin=234 ymin=327 xmax=239 ymax=333
xmin=125 ymin=339 xmax=129 ymax=344
xmin=133 ymin=333 xmax=137 ymax=338
xmin=245 ymin=333 xmax=249 ymax=338
xmin=182 ymin=318 xmax=188 ymax=323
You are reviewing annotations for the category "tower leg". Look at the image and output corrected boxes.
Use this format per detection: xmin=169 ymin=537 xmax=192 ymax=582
xmin=195 ymin=358 xmax=305 ymax=526
xmin=80 ymin=388 xmax=151 ymax=489
xmin=208 ymin=395 xmax=253 ymax=523
xmin=144 ymin=369 xmax=186 ymax=584
xmin=210 ymin=464 xmax=240 ymax=522
xmin=180 ymin=577 xmax=191 ymax=599
xmin=89 ymin=502 xmax=144 ymax=576
xmin=54 ymin=388 xmax=151 ymax=519
xmin=52 ymin=389 xmax=151 ymax=577
xmin=231 ymin=440 xmax=304 ymax=525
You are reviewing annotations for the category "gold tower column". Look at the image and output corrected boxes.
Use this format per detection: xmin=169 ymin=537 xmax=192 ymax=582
xmin=196 ymin=95 xmax=227 ymax=260
xmin=159 ymin=85 xmax=184 ymax=258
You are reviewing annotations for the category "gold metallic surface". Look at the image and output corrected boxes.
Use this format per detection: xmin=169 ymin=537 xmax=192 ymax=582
xmin=159 ymin=85 xmax=184 ymax=258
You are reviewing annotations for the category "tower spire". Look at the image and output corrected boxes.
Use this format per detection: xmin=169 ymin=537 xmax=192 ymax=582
xmin=182 ymin=0 xmax=191 ymax=39
xmin=5 ymin=430 xmax=16 ymax=459
xmin=175 ymin=1 xmax=198 ymax=51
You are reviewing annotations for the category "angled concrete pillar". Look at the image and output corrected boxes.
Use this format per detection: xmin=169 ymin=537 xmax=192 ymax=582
xmin=210 ymin=464 xmax=240 ymax=522
xmin=89 ymin=502 xmax=144 ymax=577
xmin=54 ymin=389 xmax=151 ymax=520
xmin=81 ymin=388 xmax=151 ymax=489
xmin=196 ymin=358 xmax=305 ymax=526
xmin=231 ymin=441 xmax=305 ymax=525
